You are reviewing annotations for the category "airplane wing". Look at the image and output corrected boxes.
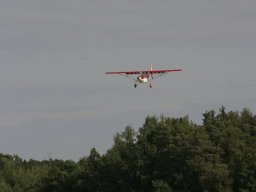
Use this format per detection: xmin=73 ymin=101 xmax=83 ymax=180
xmin=105 ymin=69 xmax=182 ymax=75
xmin=105 ymin=68 xmax=182 ymax=82
xmin=105 ymin=71 xmax=141 ymax=75
xmin=105 ymin=66 xmax=182 ymax=86
xmin=105 ymin=70 xmax=142 ymax=81
xmin=145 ymin=69 xmax=182 ymax=74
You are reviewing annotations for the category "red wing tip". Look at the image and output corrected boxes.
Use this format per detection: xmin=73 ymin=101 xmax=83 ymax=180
xmin=172 ymin=69 xmax=182 ymax=72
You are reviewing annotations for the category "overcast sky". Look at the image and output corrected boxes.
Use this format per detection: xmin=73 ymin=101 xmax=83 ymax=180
xmin=1 ymin=0 xmax=256 ymax=161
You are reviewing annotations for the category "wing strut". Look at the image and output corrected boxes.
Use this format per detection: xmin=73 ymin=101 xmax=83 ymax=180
xmin=119 ymin=74 xmax=137 ymax=81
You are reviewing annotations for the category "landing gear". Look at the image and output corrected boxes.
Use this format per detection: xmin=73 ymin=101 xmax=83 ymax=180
xmin=149 ymin=83 xmax=152 ymax=88
xmin=134 ymin=84 xmax=137 ymax=88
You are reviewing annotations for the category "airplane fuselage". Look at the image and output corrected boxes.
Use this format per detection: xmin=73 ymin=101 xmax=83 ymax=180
xmin=137 ymin=75 xmax=151 ymax=83
xmin=135 ymin=73 xmax=153 ymax=88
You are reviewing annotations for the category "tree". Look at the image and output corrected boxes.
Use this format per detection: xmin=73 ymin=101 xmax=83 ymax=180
xmin=152 ymin=180 xmax=172 ymax=192
xmin=0 ymin=181 xmax=12 ymax=192
xmin=203 ymin=108 xmax=256 ymax=192
xmin=0 ymin=108 xmax=255 ymax=192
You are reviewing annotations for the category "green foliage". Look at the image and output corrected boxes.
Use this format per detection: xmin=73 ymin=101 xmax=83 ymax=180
xmin=152 ymin=179 xmax=172 ymax=192
xmin=0 ymin=154 xmax=48 ymax=192
xmin=0 ymin=107 xmax=256 ymax=192
xmin=0 ymin=181 xmax=12 ymax=192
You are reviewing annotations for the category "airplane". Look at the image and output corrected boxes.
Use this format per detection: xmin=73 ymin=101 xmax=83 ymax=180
xmin=105 ymin=64 xmax=182 ymax=88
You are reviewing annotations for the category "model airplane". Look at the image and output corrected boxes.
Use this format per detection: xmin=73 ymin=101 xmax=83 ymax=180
xmin=105 ymin=64 xmax=182 ymax=88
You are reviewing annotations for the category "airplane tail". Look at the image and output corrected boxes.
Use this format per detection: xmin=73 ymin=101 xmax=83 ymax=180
xmin=150 ymin=64 xmax=153 ymax=79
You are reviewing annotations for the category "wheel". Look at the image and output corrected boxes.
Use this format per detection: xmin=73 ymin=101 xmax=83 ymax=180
xmin=134 ymin=84 xmax=137 ymax=88
xmin=149 ymin=84 xmax=152 ymax=88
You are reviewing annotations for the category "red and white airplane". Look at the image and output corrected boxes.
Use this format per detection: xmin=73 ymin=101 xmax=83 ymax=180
xmin=105 ymin=64 xmax=182 ymax=88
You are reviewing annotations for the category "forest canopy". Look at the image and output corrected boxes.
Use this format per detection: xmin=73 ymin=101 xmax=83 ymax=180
xmin=0 ymin=107 xmax=256 ymax=192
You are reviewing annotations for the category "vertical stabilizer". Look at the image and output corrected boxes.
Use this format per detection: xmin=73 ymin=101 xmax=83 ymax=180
xmin=149 ymin=64 xmax=153 ymax=79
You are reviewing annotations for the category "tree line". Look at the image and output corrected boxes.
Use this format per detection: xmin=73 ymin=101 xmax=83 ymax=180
xmin=0 ymin=107 xmax=256 ymax=192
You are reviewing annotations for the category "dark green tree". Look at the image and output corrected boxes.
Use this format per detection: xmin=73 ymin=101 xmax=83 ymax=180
xmin=0 ymin=107 xmax=255 ymax=192
xmin=137 ymin=115 xmax=231 ymax=192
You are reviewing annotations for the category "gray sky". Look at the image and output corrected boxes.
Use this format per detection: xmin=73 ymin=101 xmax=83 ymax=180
xmin=1 ymin=0 xmax=256 ymax=161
